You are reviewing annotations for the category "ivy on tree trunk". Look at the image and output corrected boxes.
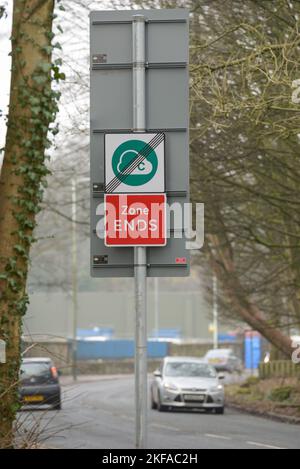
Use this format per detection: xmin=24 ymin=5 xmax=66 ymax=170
xmin=0 ymin=0 xmax=63 ymax=448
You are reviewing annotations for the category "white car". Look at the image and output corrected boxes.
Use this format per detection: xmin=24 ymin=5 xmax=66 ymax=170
xmin=151 ymin=357 xmax=225 ymax=414
xmin=204 ymin=349 xmax=243 ymax=373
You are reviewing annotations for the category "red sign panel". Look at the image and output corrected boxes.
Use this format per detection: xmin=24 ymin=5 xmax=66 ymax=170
xmin=105 ymin=194 xmax=167 ymax=247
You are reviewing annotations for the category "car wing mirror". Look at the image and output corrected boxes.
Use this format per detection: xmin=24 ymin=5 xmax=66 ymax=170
xmin=153 ymin=370 xmax=162 ymax=378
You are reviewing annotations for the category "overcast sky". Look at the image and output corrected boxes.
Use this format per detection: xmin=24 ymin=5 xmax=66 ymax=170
xmin=0 ymin=0 xmax=12 ymax=166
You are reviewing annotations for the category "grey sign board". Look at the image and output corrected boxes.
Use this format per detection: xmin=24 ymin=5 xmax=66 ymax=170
xmin=90 ymin=9 xmax=190 ymax=278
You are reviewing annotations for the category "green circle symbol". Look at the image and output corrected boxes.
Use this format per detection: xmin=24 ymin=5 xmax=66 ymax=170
xmin=112 ymin=139 xmax=158 ymax=186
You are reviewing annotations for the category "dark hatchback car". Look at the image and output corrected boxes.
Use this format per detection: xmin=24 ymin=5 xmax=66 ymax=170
xmin=19 ymin=358 xmax=61 ymax=410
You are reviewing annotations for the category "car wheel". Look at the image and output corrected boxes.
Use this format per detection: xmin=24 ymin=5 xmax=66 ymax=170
xmin=53 ymin=400 xmax=62 ymax=411
xmin=157 ymin=392 xmax=167 ymax=412
xmin=215 ymin=407 xmax=224 ymax=415
xmin=206 ymin=408 xmax=214 ymax=414
xmin=151 ymin=391 xmax=157 ymax=410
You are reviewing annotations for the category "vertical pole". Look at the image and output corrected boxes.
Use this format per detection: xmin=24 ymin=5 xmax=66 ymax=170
xmin=251 ymin=332 xmax=254 ymax=377
xmin=71 ymin=177 xmax=78 ymax=381
xmin=154 ymin=277 xmax=159 ymax=338
xmin=213 ymin=275 xmax=219 ymax=350
xmin=133 ymin=15 xmax=147 ymax=449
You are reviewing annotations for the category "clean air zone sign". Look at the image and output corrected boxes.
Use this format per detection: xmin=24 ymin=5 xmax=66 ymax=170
xmin=105 ymin=133 xmax=165 ymax=193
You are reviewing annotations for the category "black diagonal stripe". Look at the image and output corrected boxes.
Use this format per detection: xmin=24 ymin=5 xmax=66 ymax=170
xmin=107 ymin=136 xmax=163 ymax=193
xmin=106 ymin=133 xmax=163 ymax=193
xmin=106 ymin=133 xmax=164 ymax=193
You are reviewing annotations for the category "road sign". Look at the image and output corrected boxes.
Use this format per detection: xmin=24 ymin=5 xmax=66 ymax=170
xmin=90 ymin=9 xmax=190 ymax=450
xmin=105 ymin=133 xmax=165 ymax=194
xmin=90 ymin=8 xmax=190 ymax=278
xmin=105 ymin=194 xmax=167 ymax=246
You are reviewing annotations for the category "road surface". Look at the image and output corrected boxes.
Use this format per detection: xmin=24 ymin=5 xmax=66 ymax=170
xmin=18 ymin=375 xmax=300 ymax=449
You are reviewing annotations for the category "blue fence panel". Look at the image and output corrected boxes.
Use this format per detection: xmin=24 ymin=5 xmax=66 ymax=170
xmin=77 ymin=339 xmax=169 ymax=360
xmin=147 ymin=341 xmax=169 ymax=358
xmin=245 ymin=336 xmax=261 ymax=369
xmin=218 ymin=334 xmax=237 ymax=343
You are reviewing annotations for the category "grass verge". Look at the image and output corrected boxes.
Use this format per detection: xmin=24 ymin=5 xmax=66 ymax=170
xmin=226 ymin=376 xmax=300 ymax=423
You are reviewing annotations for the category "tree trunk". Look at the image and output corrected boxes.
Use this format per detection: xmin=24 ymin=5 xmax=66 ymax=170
xmin=0 ymin=0 xmax=55 ymax=448
xmin=208 ymin=230 xmax=293 ymax=358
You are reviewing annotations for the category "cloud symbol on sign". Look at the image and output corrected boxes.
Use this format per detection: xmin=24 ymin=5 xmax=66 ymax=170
xmin=117 ymin=150 xmax=152 ymax=176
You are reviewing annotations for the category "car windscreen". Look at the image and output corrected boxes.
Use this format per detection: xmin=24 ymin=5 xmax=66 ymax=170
xmin=20 ymin=362 xmax=51 ymax=380
xmin=164 ymin=362 xmax=217 ymax=378
xmin=206 ymin=350 xmax=231 ymax=358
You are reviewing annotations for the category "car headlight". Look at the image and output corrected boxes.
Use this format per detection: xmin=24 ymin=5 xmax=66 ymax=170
xmin=210 ymin=384 xmax=224 ymax=392
xmin=163 ymin=382 xmax=179 ymax=391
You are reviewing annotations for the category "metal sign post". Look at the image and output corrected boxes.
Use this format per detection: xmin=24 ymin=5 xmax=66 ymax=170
xmin=132 ymin=14 xmax=147 ymax=449
xmin=90 ymin=8 xmax=190 ymax=448
xmin=71 ymin=177 xmax=78 ymax=382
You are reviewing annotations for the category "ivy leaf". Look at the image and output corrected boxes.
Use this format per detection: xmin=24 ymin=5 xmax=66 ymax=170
xmin=52 ymin=65 xmax=65 ymax=81
xmin=13 ymin=244 xmax=26 ymax=255
xmin=33 ymin=75 xmax=47 ymax=85
xmin=42 ymin=45 xmax=53 ymax=54
xmin=38 ymin=62 xmax=52 ymax=72
xmin=53 ymin=42 xmax=62 ymax=50
xmin=31 ymin=106 xmax=41 ymax=115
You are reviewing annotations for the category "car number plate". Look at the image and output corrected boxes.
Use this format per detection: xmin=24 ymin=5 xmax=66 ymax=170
xmin=184 ymin=394 xmax=205 ymax=402
xmin=24 ymin=395 xmax=44 ymax=402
